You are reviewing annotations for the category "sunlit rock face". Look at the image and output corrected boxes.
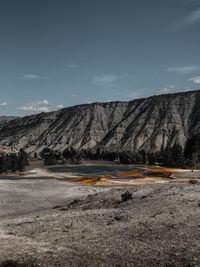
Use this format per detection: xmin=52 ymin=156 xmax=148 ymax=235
xmin=0 ymin=90 xmax=199 ymax=154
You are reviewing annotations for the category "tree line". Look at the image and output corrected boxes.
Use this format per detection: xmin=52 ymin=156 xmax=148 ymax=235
xmin=37 ymin=133 xmax=200 ymax=169
xmin=0 ymin=149 xmax=29 ymax=173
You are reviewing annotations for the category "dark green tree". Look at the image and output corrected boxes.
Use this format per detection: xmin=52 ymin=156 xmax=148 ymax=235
xmin=0 ymin=154 xmax=7 ymax=173
xmin=184 ymin=134 xmax=200 ymax=159
xmin=17 ymin=149 xmax=29 ymax=171
xmin=9 ymin=154 xmax=18 ymax=172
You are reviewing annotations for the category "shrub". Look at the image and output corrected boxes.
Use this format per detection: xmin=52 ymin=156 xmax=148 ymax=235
xmin=188 ymin=179 xmax=198 ymax=184
xmin=121 ymin=191 xmax=133 ymax=202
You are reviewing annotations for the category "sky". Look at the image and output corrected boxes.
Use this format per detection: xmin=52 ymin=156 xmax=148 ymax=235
xmin=0 ymin=0 xmax=200 ymax=116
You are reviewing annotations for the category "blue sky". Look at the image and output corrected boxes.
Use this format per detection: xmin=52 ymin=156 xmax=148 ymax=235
xmin=0 ymin=0 xmax=200 ymax=116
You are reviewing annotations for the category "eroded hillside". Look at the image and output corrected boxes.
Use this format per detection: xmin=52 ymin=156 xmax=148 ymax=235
xmin=0 ymin=90 xmax=199 ymax=154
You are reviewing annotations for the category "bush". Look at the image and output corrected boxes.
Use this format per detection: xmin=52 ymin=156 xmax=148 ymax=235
xmin=121 ymin=191 xmax=133 ymax=202
xmin=188 ymin=179 xmax=198 ymax=184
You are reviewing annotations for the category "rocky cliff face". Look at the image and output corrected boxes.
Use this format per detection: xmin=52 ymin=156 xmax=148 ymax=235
xmin=0 ymin=90 xmax=200 ymax=154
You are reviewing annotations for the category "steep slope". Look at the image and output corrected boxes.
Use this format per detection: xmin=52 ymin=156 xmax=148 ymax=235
xmin=100 ymin=91 xmax=199 ymax=151
xmin=0 ymin=102 xmax=128 ymax=154
xmin=0 ymin=90 xmax=199 ymax=154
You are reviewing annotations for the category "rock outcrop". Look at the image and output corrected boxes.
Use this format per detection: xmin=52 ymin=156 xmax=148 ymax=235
xmin=0 ymin=90 xmax=200 ymax=154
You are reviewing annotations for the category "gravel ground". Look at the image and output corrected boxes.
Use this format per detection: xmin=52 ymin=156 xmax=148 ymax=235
xmin=0 ymin=177 xmax=200 ymax=266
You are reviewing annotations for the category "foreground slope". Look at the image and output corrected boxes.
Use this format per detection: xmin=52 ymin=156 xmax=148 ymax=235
xmin=0 ymin=181 xmax=200 ymax=266
xmin=0 ymin=90 xmax=200 ymax=153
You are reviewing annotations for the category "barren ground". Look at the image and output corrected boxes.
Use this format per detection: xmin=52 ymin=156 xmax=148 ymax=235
xmin=0 ymin=176 xmax=200 ymax=267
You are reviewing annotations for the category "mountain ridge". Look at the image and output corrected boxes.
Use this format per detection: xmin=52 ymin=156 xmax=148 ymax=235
xmin=0 ymin=116 xmax=19 ymax=124
xmin=0 ymin=90 xmax=200 ymax=154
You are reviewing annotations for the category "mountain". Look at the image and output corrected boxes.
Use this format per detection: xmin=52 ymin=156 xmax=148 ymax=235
xmin=0 ymin=90 xmax=200 ymax=154
xmin=0 ymin=116 xmax=19 ymax=124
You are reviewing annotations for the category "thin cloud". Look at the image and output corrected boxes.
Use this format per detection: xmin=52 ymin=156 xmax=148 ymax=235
xmin=185 ymin=8 xmax=200 ymax=24
xmin=67 ymin=64 xmax=77 ymax=69
xmin=35 ymin=100 xmax=49 ymax=105
xmin=176 ymin=8 xmax=200 ymax=26
xmin=16 ymin=100 xmax=50 ymax=113
xmin=17 ymin=105 xmax=49 ymax=112
xmin=189 ymin=76 xmax=200 ymax=83
xmin=0 ymin=102 xmax=7 ymax=106
xmin=166 ymin=66 xmax=200 ymax=74
xmin=93 ymin=74 xmax=118 ymax=84
xmin=157 ymin=85 xmax=174 ymax=95
xmin=21 ymin=74 xmax=48 ymax=80
xmin=56 ymin=104 xmax=64 ymax=109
